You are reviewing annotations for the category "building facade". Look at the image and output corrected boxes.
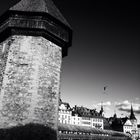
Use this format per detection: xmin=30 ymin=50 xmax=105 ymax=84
xmin=129 ymin=105 xmax=138 ymax=140
xmin=137 ymin=125 xmax=140 ymax=139
xmin=123 ymin=119 xmax=133 ymax=135
xmin=59 ymin=101 xmax=72 ymax=124
xmin=108 ymin=105 xmax=138 ymax=140
xmin=59 ymin=100 xmax=104 ymax=129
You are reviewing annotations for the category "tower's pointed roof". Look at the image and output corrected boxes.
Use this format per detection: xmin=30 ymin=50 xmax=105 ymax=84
xmin=99 ymin=102 xmax=104 ymax=116
xmin=10 ymin=0 xmax=70 ymax=27
xmin=130 ymin=104 xmax=136 ymax=120
xmin=0 ymin=0 xmax=72 ymax=57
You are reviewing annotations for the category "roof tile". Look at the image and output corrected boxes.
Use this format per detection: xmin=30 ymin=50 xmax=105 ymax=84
xmin=10 ymin=0 xmax=70 ymax=27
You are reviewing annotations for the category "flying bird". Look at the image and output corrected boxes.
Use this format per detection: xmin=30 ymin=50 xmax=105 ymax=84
xmin=104 ymin=86 xmax=107 ymax=91
xmin=103 ymin=86 xmax=108 ymax=94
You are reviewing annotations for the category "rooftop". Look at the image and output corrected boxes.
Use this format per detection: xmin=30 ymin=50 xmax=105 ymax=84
xmin=10 ymin=0 xmax=70 ymax=27
xmin=58 ymin=123 xmax=129 ymax=137
xmin=73 ymin=106 xmax=103 ymax=118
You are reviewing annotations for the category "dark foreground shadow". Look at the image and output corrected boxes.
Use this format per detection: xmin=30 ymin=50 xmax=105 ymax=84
xmin=0 ymin=123 xmax=57 ymax=140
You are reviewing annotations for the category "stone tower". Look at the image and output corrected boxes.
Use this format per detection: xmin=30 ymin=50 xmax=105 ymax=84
xmin=0 ymin=0 xmax=72 ymax=133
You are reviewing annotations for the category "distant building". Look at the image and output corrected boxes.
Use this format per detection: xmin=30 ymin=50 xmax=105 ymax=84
xmin=109 ymin=113 xmax=126 ymax=132
xmin=103 ymin=118 xmax=112 ymax=130
xmin=58 ymin=100 xmax=104 ymax=129
xmin=107 ymin=105 xmax=138 ymax=140
xmin=137 ymin=124 xmax=140 ymax=139
xmin=58 ymin=100 xmax=72 ymax=124
xmin=123 ymin=118 xmax=133 ymax=135
xmin=71 ymin=112 xmax=81 ymax=126
xmin=73 ymin=105 xmax=104 ymax=129
xmin=129 ymin=105 xmax=138 ymax=140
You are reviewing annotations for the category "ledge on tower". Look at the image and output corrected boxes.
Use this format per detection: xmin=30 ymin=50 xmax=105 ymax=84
xmin=0 ymin=0 xmax=72 ymax=57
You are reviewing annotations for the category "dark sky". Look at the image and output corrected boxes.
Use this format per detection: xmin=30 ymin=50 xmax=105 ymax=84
xmin=55 ymin=1 xmax=140 ymax=120
xmin=0 ymin=0 xmax=140 ymax=119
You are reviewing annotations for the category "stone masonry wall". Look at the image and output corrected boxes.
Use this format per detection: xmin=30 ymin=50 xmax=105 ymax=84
xmin=0 ymin=35 xmax=62 ymax=130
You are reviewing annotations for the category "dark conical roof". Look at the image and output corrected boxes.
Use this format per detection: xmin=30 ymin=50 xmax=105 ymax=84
xmin=10 ymin=0 xmax=70 ymax=27
xmin=99 ymin=103 xmax=104 ymax=116
xmin=0 ymin=0 xmax=72 ymax=57
xmin=130 ymin=105 xmax=136 ymax=120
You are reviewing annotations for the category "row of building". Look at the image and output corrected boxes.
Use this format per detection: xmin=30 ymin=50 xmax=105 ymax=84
xmin=58 ymin=99 xmax=104 ymax=129
xmin=58 ymin=99 xmax=140 ymax=140
xmin=105 ymin=106 xmax=139 ymax=140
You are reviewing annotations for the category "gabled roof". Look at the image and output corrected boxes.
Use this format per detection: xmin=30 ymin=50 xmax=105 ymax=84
xmin=10 ymin=0 xmax=70 ymax=27
xmin=123 ymin=119 xmax=132 ymax=126
xmin=121 ymin=117 xmax=128 ymax=125
xmin=59 ymin=101 xmax=71 ymax=110
xmin=73 ymin=106 xmax=102 ymax=118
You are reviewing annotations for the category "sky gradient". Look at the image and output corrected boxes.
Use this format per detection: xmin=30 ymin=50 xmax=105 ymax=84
xmin=54 ymin=1 xmax=140 ymax=121
xmin=0 ymin=0 xmax=140 ymax=122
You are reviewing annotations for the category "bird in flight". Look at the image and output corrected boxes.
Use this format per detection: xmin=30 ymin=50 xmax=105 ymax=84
xmin=104 ymin=86 xmax=107 ymax=91
xmin=103 ymin=86 xmax=108 ymax=94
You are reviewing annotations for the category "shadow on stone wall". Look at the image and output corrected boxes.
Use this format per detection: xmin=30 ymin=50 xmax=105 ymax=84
xmin=0 ymin=123 xmax=57 ymax=140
